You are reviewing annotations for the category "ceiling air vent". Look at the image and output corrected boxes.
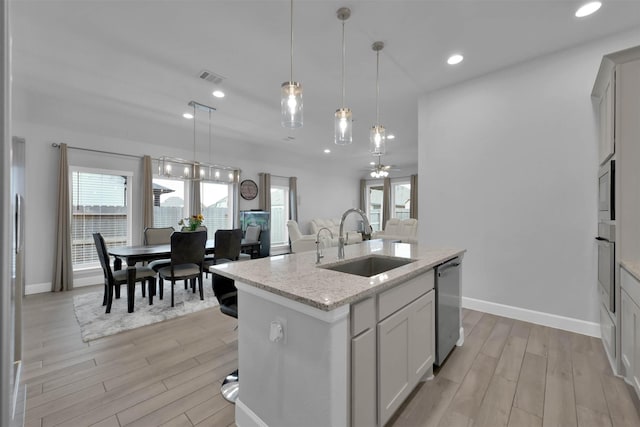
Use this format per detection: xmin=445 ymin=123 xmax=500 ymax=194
xmin=198 ymin=70 xmax=225 ymax=84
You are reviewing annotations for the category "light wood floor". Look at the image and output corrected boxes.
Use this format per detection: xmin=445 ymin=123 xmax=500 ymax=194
xmin=21 ymin=286 xmax=640 ymax=427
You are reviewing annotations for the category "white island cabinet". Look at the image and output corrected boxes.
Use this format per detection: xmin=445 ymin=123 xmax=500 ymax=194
xmin=212 ymin=240 xmax=463 ymax=427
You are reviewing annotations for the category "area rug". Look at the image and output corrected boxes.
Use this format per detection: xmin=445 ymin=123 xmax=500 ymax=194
xmin=73 ymin=281 xmax=219 ymax=342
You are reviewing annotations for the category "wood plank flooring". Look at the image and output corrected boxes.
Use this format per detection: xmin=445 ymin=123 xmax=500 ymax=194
xmin=21 ymin=286 xmax=640 ymax=427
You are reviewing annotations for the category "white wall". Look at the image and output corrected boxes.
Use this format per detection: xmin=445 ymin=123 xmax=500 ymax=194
xmin=418 ymin=29 xmax=640 ymax=328
xmin=13 ymin=90 xmax=362 ymax=290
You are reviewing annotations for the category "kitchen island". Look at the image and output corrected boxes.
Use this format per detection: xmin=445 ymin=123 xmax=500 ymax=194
xmin=212 ymin=239 xmax=465 ymax=427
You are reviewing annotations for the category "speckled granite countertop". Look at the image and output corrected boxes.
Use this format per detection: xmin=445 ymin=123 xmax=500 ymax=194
xmin=211 ymin=240 xmax=465 ymax=311
xmin=621 ymin=259 xmax=640 ymax=282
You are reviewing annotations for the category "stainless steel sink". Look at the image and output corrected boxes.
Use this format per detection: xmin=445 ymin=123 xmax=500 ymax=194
xmin=319 ymin=255 xmax=414 ymax=277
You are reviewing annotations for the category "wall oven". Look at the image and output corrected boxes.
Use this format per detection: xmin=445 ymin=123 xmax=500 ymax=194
xmin=599 ymin=159 xmax=615 ymax=221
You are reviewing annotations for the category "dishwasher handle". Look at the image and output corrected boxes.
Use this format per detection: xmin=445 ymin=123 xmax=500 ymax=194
xmin=437 ymin=259 xmax=460 ymax=276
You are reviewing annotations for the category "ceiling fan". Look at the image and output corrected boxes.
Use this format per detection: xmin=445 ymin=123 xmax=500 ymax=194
xmin=369 ymin=156 xmax=394 ymax=178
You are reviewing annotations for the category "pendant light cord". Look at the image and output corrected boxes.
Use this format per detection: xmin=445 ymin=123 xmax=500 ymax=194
xmin=290 ymin=0 xmax=294 ymax=82
xmin=341 ymin=21 xmax=346 ymax=107
xmin=375 ymin=50 xmax=380 ymax=125
xmin=208 ymin=109 xmax=212 ymax=163
xmin=192 ymin=103 xmax=196 ymax=161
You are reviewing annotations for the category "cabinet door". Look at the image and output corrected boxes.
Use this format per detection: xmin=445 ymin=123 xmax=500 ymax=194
xmin=621 ymin=289 xmax=636 ymax=383
xmin=599 ymin=74 xmax=615 ymax=165
xmin=378 ymin=303 xmax=411 ymax=426
xmin=352 ymin=329 xmax=376 ymax=427
xmin=410 ymin=290 xmax=434 ymax=380
xmin=378 ymin=292 xmax=435 ymax=426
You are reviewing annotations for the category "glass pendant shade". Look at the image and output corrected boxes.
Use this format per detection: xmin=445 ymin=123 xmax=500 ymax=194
xmin=334 ymin=108 xmax=352 ymax=145
xmin=369 ymin=124 xmax=386 ymax=156
xmin=281 ymin=81 xmax=303 ymax=128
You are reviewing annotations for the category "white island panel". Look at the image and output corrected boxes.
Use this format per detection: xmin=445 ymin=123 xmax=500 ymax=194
xmin=235 ymin=282 xmax=349 ymax=427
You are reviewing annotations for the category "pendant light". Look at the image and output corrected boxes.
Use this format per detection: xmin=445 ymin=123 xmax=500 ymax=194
xmin=334 ymin=7 xmax=352 ymax=145
xmin=281 ymin=0 xmax=303 ymax=128
xmin=370 ymin=41 xmax=386 ymax=156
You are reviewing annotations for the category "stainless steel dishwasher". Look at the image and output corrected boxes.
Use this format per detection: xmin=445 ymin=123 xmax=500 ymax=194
xmin=434 ymin=257 xmax=461 ymax=366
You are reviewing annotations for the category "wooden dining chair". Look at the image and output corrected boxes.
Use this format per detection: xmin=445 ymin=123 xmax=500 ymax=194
xmin=157 ymin=230 xmax=207 ymax=307
xmin=93 ymin=233 xmax=157 ymax=313
xmin=240 ymin=225 xmax=261 ymax=260
xmin=204 ymin=229 xmax=243 ymax=276
xmin=144 ymin=226 xmax=175 ymax=273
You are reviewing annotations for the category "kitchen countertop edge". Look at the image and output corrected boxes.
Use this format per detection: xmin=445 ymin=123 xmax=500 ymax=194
xmin=211 ymin=241 xmax=465 ymax=312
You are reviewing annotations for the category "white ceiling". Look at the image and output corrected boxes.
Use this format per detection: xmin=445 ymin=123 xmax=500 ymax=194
xmin=10 ymin=1 xmax=640 ymax=175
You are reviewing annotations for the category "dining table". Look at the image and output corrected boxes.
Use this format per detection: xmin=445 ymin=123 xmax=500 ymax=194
xmin=108 ymin=238 xmax=261 ymax=312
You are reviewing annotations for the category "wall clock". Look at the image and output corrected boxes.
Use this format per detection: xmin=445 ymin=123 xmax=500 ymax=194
xmin=240 ymin=179 xmax=259 ymax=200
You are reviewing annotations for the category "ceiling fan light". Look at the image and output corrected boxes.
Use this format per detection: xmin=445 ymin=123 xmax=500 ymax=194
xmin=281 ymin=81 xmax=303 ymax=128
xmin=334 ymin=108 xmax=353 ymax=145
xmin=370 ymin=124 xmax=386 ymax=156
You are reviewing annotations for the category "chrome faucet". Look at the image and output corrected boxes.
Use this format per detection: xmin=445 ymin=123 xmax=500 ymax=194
xmin=316 ymin=227 xmax=333 ymax=264
xmin=338 ymin=208 xmax=371 ymax=259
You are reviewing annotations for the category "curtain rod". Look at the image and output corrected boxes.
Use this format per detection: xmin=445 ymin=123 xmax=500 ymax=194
xmin=263 ymin=173 xmax=294 ymax=179
xmin=52 ymin=142 xmax=243 ymax=173
xmin=51 ymin=143 xmax=143 ymax=160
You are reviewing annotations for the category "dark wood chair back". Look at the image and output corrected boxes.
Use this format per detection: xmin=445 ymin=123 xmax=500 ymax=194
xmin=93 ymin=233 xmax=114 ymax=283
xmin=214 ymin=229 xmax=243 ymax=263
xmin=170 ymin=230 xmax=207 ymax=267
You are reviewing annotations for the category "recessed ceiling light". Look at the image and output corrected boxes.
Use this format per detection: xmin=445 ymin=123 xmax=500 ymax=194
xmin=212 ymin=90 xmax=225 ymax=98
xmin=575 ymin=1 xmax=601 ymax=17
xmin=183 ymin=113 xmax=194 ymax=119
xmin=324 ymin=149 xmax=331 ymax=154
xmin=370 ymin=161 xmax=376 ymax=166
xmin=447 ymin=54 xmax=464 ymax=65
xmin=387 ymin=134 xmax=395 ymax=140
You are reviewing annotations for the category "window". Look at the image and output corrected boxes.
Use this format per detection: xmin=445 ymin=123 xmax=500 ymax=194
xmin=71 ymin=167 xmax=132 ymax=270
xmin=153 ymin=177 xmax=187 ymax=230
xmin=367 ymin=185 xmax=383 ymax=232
xmin=152 ymin=178 xmax=235 ymax=239
xmin=391 ymin=181 xmax=411 ymax=220
xmin=270 ymin=178 xmax=290 ymax=247
xmin=201 ymin=181 xmax=234 ymax=236
xmin=365 ymin=179 xmax=412 ymax=231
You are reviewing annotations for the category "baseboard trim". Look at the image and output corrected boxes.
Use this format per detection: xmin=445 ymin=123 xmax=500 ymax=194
xmin=25 ymin=282 xmax=51 ymax=295
xmin=462 ymin=296 xmax=601 ymax=338
xmin=25 ymin=276 xmax=101 ymax=295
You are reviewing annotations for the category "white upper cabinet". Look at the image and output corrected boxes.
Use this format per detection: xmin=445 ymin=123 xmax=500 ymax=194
xmin=592 ymin=58 xmax=615 ymax=165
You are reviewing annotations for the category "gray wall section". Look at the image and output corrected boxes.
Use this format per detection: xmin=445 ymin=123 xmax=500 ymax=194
xmin=418 ymin=29 xmax=640 ymax=324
